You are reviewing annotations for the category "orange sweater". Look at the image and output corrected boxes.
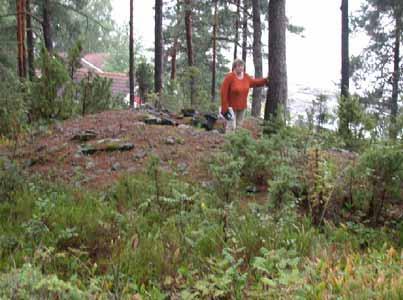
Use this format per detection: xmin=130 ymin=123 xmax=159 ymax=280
xmin=220 ymin=72 xmax=268 ymax=113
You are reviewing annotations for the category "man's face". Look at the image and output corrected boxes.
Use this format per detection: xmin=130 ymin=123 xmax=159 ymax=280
xmin=234 ymin=63 xmax=244 ymax=75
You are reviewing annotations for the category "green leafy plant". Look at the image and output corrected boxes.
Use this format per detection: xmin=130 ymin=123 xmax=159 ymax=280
xmin=304 ymin=148 xmax=337 ymax=225
xmin=353 ymin=143 xmax=403 ymax=224
xmin=252 ymin=247 xmax=302 ymax=294
xmin=0 ymin=263 xmax=87 ymax=299
xmin=0 ymin=159 xmax=24 ymax=203
xmin=209 ymin=152 xmax=244 ymax=205
xmin=0 ymin=76 xmax=27 ymax=154
xmin=182 ymin=248 xmax=247 ymax=299
xmin=28 ymin=48 xmax=72 ymax=121
xmin=77 ymin=72 xmax=125 ymax=116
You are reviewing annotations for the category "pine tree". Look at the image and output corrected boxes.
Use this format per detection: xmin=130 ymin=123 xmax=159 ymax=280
xmin=251 ymin=0 xmax=263 ymax=117
xmin=264 ymin=0 xmax=287 ymax=125
xmin=352 ymin=0 xmax=402 ymax=138
xmin=154 ymin=0 xmax=164 ymax=95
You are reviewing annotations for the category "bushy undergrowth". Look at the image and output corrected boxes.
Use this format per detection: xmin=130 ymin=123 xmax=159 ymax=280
xmin=0 ymin=47 xmax=126 ymax=146
xmin=0 ymin=151 xmax=401 ymax=299
xmin=0 ymin=76 xmax=27 ymax=141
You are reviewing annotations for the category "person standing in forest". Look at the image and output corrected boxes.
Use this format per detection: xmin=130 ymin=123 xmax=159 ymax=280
xmin=220 ymin=58 xmax=268 ymax=129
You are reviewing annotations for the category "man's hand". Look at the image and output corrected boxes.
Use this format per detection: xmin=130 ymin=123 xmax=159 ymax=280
xmin=223 ymin=111 xmax=233 ymax=121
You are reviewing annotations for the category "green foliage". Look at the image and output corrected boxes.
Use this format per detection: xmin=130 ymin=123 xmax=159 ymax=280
xmin=300 ymin=244 xmax=403 ymax=299
xmin=263 ymin=105 xmax=289 ymax=135
xmin=304 ymin=149 xmax=338 ymax=225
xmin=135 ymin=56 xmax=154 ymax=102
xmin=67 ymin=40 xmax=83 ymax=79
xmin=0 ymin=263 xmax=87 ymax=300
xmin=209 ymin=152 xmax=244 ymax=204
xmin=160 ymin=79 xmax=184 ymax=112
xmin=0 ymin=182 xmax=120 ymax=279
xmin=28 ymin=48 xmax=72 ymax=121
xmin=0 ymin=75 xmax=27 ymax=140
xmin=306 ymin=93 xmax=333 ymax=131
xmin=268 ymin=162 xmax=300 ymax=208
xmin=182 ymin=248 xmax=247 ymax=299
xmin=0 ymin=166 xmax=400 ymax=298
xmin=52 ymin=0 xmax=115 ymax=52
xmin=0 ymin=116 xmax=402 ymax=298
xmin=0 ymin=2 xmax=17 ymax=74
xmin=104 ymin=24 xmax=144 ymax=73
xmin=77 ymin=72 xmax=124 ymax=115
xmin=351 ymin=0 xmax=403 ymax=132
xmin=178 ymin=66 xmax=210 ymax=111
xmin=338 ymin=95 xmax=367 ymax=148
xmin=0 ymin=159 xmax=24 ymax=203
xmin=228 ymin=204 xmax=274 ymax=260
xmin=224 ymin=128 xmax=302 ymax=202
xmin=353 ymin=143 xmax=403 ymax=223
xmin=252 ymin=247 xmax=302 ymax=294
xmin=224 ymin=130 xmax=271 ymax=185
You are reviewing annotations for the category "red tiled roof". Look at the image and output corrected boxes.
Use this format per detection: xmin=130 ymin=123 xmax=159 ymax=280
xmin=53 ymin=52 xmax=133 ymax=97
xmin=81 ymin=53 xmax=109 ymax=71
xmin=75 ymin=69 xmax=130 ymax=97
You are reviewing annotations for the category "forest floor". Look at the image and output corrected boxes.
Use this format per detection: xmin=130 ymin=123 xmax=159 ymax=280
xmin=0 ymin=109 xmax=401 ymax=299
xmin=1 ymin=109 xmax=261 ymax=190
xmin=1 ymin=109 xmax=401 ymax=222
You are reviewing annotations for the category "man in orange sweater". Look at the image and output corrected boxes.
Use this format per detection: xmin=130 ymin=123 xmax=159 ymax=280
xmin=220 ymin=58 xmax=268 ymax=129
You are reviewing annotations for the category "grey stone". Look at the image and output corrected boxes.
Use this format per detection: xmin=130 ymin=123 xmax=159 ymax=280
xmin=74 ymin=151 xmax=82 ymax=159
xmin=85 ymin=160 xmax=95 ymax=170
xmin=177 ymin=162 xmax=188 ymax=173
xmin=111 ymin=162 xmax=121 ymax=171
xmin=164 ymin=136 xmax=176 ymax=145
xmin=178 ymin=124 xmax=192 ymax=130
xmin=133 ymin=150 xmax=147 ymax=161
xmin=71 ymin=130 xmax=97 ymax=142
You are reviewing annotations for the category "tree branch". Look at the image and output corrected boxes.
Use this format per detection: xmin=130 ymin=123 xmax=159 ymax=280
xmin=51 ymin=0 xmax=109 ymax=31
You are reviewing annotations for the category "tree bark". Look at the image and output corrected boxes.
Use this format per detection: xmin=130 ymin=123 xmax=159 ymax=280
xmin=26 ymin=0 xmax=35 ymax=80
xmin=241 ymin=0 xmax=248 ymax=64
xmin=341 ymin=0 xmax=349 ymax=99
xmin=170 ymin=39 xmax=177 ymax=80
xmin=154 ymin=0 xmax=164 ymax=95
xmin=264 ymin=0 xmax=287 ymax=123
xmin=211 ymin=0 xmax=218 ymax=102
xmin=42 ymin=0 xmax=53 ymax=52
xmin=251 ymin=0 xmax=263 ymax=117
xmin=16 ymin=0 xmax=27 ymax=80
xmin=129 ymin=0 xmax=135 ymax=108
xmin=170 ymin=1 xmax=181 ymax=81
xmin=233 ymin=0 xmax=240 ymax=60
xmin=390 ymin=5 xmax=401 ymax=139
xmin=185 ymin=0 xmax=195 ymax=106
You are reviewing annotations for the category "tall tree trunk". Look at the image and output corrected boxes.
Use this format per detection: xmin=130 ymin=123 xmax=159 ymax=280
xmin=26 ymin=0 xmax=34 ymax=80
xmin=264 ymin=0 xmax=287 ymax=123
xmin=129 ymin=0 xmax=135 ymax=108
xmin=170 ymin=39 xmax=177 ymax=80
xmin=241 ymin=0 xmax=248 ymax=64
xmin=211 ymin=0 xmax=218 ymax=102
xmin=341 ymin=0 xmax=349 ymax=99
xmin=170 ymin=1 xmax=181 ymax=81
xmin=42 ymin=0 xmax=53 ymax=52
xmin=251 ymin=0 xmax=263 ymax=117
xmin=16 ymin=0 xmax=27 ymax=80
xmin=233 ymin=0 xmax=240 ymax=60
xmin=154 ymin=0 xmax=164 ymax=95
xmin=185 ymin=0 xmax=195 ymax=106
xmin=390 ymin=5 xmax=401 ymax=139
